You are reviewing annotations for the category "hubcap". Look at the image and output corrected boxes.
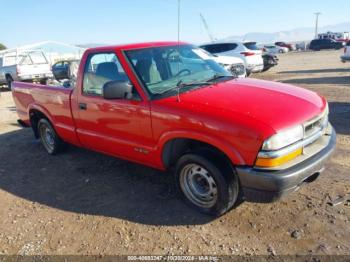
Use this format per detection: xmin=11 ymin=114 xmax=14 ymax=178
xmin=40 ymin=124 xmax=55 ymax=152
xmin=180 ymin=164 xmax=218 ymax=208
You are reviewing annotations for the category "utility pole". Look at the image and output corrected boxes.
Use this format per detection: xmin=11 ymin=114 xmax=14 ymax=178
xmin=314 ymin=12 xmax=321 ymax=39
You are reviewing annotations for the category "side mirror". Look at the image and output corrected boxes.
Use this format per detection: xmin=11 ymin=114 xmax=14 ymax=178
xmin=102 ymin=80 xmax=132 ymax=100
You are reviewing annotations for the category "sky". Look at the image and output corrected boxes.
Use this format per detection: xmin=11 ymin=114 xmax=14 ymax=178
xmin=1 ymin=0 xmax=349 ymax=48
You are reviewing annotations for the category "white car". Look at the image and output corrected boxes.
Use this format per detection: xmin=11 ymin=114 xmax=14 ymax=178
xmin=263 ymin=45 xmax=289 ymax=54
xmin=195 ymin=48 xmax=246 ymax=78
xmin=200 ymin=42 xmax=264 ymax=75
xmin=341 ymin=42 xmax=350 ymax=63
xmin=212 ymin=55 xmax=246 ymax=78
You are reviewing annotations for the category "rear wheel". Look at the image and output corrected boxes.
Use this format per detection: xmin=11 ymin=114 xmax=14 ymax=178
xmin=40 ymin=78 xmax=48 ymax=85
xmin=175 ymin=152 xmax=239 ymax=216
xmin=6 ymin=75 xmax=13 ymax=90
xmin=38 ymin=118 xmax=66 ymax=155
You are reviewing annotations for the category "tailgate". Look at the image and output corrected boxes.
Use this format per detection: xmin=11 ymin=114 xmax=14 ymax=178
xmin=18 ymin=64 xmax=52 ymax=77
xmin=12 ymin=82 xmax=72 ymax=125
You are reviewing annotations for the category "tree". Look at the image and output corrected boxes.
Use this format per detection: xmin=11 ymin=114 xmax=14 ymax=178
xmin=0 ymin=43 xmax=6 ymax=51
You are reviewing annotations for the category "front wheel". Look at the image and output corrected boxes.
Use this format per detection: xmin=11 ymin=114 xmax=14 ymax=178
xmin=175 ymin=153 xmax=239 ymax=216
xmin=38 ymin=118 xmax=66 ymax=155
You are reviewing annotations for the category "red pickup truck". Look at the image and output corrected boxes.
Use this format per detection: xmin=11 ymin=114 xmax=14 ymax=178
xmin=12 ymin=42 xmax=336 ymax=216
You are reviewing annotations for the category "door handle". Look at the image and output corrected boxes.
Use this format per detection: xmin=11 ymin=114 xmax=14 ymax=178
xmin=79 ymin=103 xmax=87 ymax=110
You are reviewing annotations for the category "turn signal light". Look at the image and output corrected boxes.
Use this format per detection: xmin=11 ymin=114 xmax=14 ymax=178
xmin=255 ymin=148 xmax=303 ymax=168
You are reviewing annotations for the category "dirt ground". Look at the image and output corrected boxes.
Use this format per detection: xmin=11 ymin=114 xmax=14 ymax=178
xmin=0 ymin=50 xmax=349 ymax=256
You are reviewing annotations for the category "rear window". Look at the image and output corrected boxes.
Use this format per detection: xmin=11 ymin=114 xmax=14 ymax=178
xmin=200 ymin=43 xmax=237 ymax=54
xmin=29 ymin=52 xmax=48 ymax=64
xmin=244 ymin=42 xmax=259 ymax=50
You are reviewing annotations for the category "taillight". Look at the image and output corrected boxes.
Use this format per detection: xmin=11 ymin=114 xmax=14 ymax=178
xmin=241 ymin=52 xmax=255 ymax=56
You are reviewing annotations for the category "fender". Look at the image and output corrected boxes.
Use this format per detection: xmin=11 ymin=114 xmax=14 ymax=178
xmin=156 ymin=130 xmax=246 ymax=167
xmin=28 ymin=103 xmax=55 ymax=125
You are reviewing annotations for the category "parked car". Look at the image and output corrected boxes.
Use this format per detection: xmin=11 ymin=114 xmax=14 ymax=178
xmin=200 ymin=42 xmax=264 ymax=75
xmin=206 ymin=53 xmax=246 ymax=78
xmin=309 ymin=39 xmax=344 ymax=51
xmin=197 ymin=48 xmax=246 ymax=78
xmin=263 ymin=45 xmax=289 ymax=54
xmin=341 ymin=42 xmax=350 ymax=62
xmin=262 ymin=53 xmax=279 ymax=72
xmin=275 ymin=42 xmax=296 ymax=51
xmin=0 ymin=50 xmax=53 ymax=89
xmin=52 ymin=60 xmax=80 ymax=81
xmin=12 ymin=42 xmax=336 ymax=217
xmin=295 ymin=42 xmax=308 ymax=51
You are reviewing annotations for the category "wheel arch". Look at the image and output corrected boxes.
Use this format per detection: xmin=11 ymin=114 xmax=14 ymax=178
xmin=160 ymin=132 xmax=245 ymax=170
xmin=29 ymin=105 xmax=55 ymax=139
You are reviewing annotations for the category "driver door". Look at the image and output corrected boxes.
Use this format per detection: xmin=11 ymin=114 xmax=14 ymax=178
xmin=74 ymin=52 xmax=154 ymax=164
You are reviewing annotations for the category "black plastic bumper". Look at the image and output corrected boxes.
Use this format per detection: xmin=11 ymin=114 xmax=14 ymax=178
xmin=236 ymin=129 xmax=337 ymax=203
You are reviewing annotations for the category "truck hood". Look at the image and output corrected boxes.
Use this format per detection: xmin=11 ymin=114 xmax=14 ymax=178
xmin=157 ymin=78 xmax=326 ymax=136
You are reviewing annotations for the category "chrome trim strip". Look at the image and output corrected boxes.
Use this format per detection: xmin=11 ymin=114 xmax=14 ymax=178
xmin=258 ymin=129 xmax=325 ymax=159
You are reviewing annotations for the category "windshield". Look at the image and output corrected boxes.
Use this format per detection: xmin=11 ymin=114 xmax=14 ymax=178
xmin=125 ymin=45 xmax=231 ymax=97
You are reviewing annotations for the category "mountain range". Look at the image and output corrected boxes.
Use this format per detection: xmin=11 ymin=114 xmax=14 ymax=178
xmin=219 ymin=22 xmax=350 ymax=44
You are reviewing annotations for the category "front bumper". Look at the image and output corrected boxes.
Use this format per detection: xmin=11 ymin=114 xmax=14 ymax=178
xmin=236 ymin=128 xmax=336 ymax=202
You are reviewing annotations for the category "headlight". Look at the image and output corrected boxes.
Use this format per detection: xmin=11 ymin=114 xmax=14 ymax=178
xmin=262 ymin=125 xmax=304 ymax=151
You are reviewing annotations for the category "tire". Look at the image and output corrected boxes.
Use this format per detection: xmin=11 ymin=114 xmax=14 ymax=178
xmin=6 ymin=75 xmax=13 ymax=90
xmin=174 ymin=152 xmax=239 ymax=216
xmin=40 ymin=78 xmax=48 ymax=85
xmin=37 ymin=118 xmax=66 ymax=155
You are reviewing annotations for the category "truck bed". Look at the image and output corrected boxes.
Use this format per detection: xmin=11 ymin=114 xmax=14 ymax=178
xmin=12 ymin=81 xmax=78 ymax=145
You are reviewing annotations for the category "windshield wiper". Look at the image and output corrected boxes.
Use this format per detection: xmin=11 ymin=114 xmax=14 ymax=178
xmin=206 ymin=73 xmax=235 ymax=83
xmin=154 ymin=80 xmax=211 ymax=96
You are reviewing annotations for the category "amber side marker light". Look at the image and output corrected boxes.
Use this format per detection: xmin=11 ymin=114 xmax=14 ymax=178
xmin=255 ymin=148 xmax=303 ymax=168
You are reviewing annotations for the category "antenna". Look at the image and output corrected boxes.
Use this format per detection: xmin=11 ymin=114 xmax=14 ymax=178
xmin=200 ymin=13 xmax=215 ymax=43
xmin=177 ymin=0 xmax=181 ymax=102
xmin=178 ymin=0 xmax=181 ymax=44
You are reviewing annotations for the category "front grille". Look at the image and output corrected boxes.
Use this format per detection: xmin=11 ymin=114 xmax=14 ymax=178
xmin=230 ymin=64 xmax=245 ymax=76
xmin=303 ymin=109 xmax=328 ymax=139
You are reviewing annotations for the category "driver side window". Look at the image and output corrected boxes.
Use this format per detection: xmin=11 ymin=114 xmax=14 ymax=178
xmin=83 ymin=52 xmax=130 ymax=96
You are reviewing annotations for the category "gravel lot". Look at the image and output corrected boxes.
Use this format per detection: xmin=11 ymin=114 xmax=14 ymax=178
xmin=0 ymin=50 xmax=349 ymax=256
